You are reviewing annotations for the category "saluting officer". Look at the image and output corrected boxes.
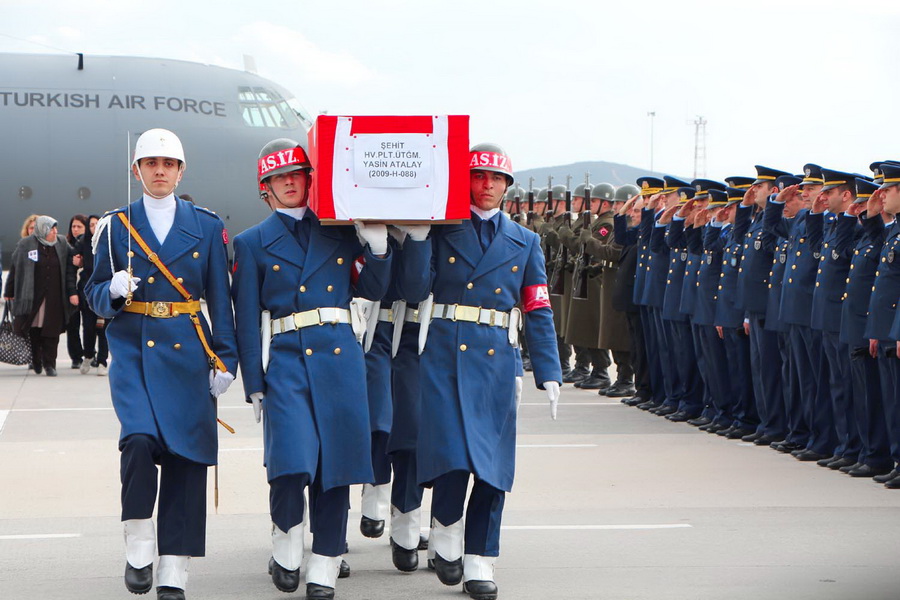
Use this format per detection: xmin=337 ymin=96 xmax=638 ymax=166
xmin=85 ymin=129 xmax=238 ymax=600
xmin=841 ymin=174 xmax=893 ymax=477
xmin=808 ymin=169 xmax=864 ymax=471
xmin=867 ymin=163 xmax=900 ymax=487
xmin=231 ymin=138 xmax=393 ymax=599
xmin=397 ymin=143 xmax=561 ymax=600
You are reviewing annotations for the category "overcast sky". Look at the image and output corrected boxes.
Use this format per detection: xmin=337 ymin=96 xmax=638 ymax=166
xmin=2 ymin=0 xmax=899 ymax=181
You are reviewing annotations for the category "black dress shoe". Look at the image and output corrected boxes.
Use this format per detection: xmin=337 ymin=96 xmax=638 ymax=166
xmin=725 ymin=427 xmax=754 ymax=440
xmin=305 ymin=583 xmax=335 ymax=599
xmin=874 ymin=469 xmax=899 ymax=484
xmin=417 ymin=534 xmax=429 ymax=550
xmin=156 ymin=587 xmax=185 ymax=600
xmin=622 ymin=395 xmax=645 ymax=406
xmin=71 ymin=359 xmax=82 ymax=369
xmin=339 ymin=559 xmax=350 ymax=579
xmin=753 ymin=435 xmax=783 ymax=446
xmin=772 ymin=441 xmax=803 ymax=453
xmin=637 ymin=400 xmax=660 ymax=411
xmin=33 ymin=362 xmax=43 ymax=374
xmin=432 ymin=553 xmax=463 ymax=586
xmin=268 ymin=556 xmax=300 ymax=593
xmin=390 ymin=538 xmax=418 ymax=572
xmin=125 ymin=562 xmax=153 ymax=594
xmin=45 ymin=366 xmax=57 ymax=377
xmin=817 ymin=455 xmax=841 ymax=467
xmin=687 ymin=416 xmax=712 ymax=427
xmin=832 ymin=459 xmax=860 ymax=472
xmin=463 ymin=579 xmax=499 ymax=600
xmin=741 ymin=431 xmax=763 ymax=443
xmin=794 ymin=450 xmax=828 ymax=462
xmin=667 ymin=411 xmax=697 ymax=422
xmin=427 ymin=558 xmax=435 ymax=570
xmin=654 ymin=405 xmax=678 ymax=417
xmin=577 ymin=376 xmax=611 ymax=390
xmin=359 ymin=516 xmax=385 ymax=538
xmin=884 ymin=475 xmax=900 ymax=489
xmin=848 ymin=464 xmax=890 ymax=477
xmin=606 ymin=382 xmax=636 ymax=398
xmin=563 ymin=366 xmax=590 ymax=384
xmin=715 ymin=425 xmax=736 ymax=436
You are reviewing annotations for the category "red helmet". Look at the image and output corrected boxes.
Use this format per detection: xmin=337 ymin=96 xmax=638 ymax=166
xmin=257 ymin=138 xmax=313 ymax=185
xmin=469 ymin=142 xmax=514 ymax=185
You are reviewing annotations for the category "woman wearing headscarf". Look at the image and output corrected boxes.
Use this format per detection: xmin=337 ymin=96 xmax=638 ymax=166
xmin=65 ymin=214 xmax=89 ymax=368
xmin=3 ymin=216 xmax=79 ymax=376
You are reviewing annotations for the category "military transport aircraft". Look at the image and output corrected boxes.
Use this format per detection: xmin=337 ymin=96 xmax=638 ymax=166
xmin=0 ymin=52 xmax=313 ymax=266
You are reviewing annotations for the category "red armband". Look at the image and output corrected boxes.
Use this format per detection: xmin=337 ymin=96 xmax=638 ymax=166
xmin=521 ymin=284 xmax=551 ymax=312
xmin=350 ymin=255 xmax=366 ymax=287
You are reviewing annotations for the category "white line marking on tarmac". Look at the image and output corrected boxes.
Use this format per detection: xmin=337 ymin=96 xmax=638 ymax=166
xmin=0 ymin=410 xmax=8 ymax=435
xmin=0 ymin=534 xmax=81 ymax=540
xmin=13 ymin=407 xmax=112 ymax=412
xmin=502 ymin=524 xmax=692 ymax=531
xmin=516 ymin=444 xmax=598 ymax=448
xmin=519 ymin=402 xmax=621 ymax=406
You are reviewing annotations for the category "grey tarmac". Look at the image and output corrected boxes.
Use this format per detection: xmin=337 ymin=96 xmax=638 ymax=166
xmin=1 ymin=343 xmax=899 ymax=600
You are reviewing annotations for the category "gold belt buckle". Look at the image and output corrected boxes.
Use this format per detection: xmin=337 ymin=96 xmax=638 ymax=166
xmin=150 ymin=301 xmax=172 ymax=318
xmin=489 ymin=309 xmax=497 ymax=326
xmin=294 ymin=310 xmax=321 ymax=329
xmin=455 ymin=305 xmax=480 ymax=323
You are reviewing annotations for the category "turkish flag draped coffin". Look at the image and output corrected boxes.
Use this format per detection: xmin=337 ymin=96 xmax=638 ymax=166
xmin=308 ymin=115 xmax=470 ymax=223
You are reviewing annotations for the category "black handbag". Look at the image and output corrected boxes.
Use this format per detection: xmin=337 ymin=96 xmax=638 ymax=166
xmin=0 ymin=305 xmax=32 ymax=366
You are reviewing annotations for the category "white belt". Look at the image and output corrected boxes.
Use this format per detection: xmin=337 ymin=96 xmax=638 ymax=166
xmin=431 ymin=303 xmax=511 ymax=328
xmin=270 ymin=307 xmax=351 ymax=338
xmin=377 ymin=308 xmax=394 ymax=323
xmin=404 ymin=307 xmax=421 ymax=323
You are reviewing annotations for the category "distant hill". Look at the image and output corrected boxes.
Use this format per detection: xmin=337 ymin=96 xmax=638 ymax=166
xmin=515 ymin=161 xmax=686 ymax=191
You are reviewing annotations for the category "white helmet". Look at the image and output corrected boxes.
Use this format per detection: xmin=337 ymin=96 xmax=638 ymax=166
xmin=132 ymin=128 xmax=186 ymax=167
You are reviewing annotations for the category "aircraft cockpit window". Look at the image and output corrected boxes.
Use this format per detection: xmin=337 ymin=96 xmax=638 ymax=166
xmin=239 ymin=86 xmax=301 ymax=129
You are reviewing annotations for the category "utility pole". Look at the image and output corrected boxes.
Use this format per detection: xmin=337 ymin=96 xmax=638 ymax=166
xmin=647 ymin=111 xmax=656 ymax=172
xmin=693 ymin=115 xmax=707 ymax=179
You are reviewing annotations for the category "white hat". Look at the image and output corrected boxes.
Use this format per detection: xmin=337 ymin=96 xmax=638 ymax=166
xmin=133 ymin=128 xmax=185 ymax=166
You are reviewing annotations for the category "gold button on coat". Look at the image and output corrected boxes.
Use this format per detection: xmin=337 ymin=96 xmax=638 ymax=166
xmin=192 ymin=252 xmax=200 ymax=258
xmin=127 ymin=251 xmax=135 ymax=258
xmin=147 ymin=276 xmax=155 ymax=284
xmin=147 ymin=340 xmax=155 ymax=348
xmin=327 ymin=285 xmax=334 ymax=292
xmin=299 ymin=286 xmax=306 ymax=292
xmin=460 ymin=344 xmax=467 ymax=352
xmin=305 ymin=349 xmax=313 ymax=356
xmin=176 ymin=277 xmax=183 ymax=283
xmin=337 ymin=257 xmax=344 ymax=265
xmin=487 ymin=349 xmax=495 ymax=356
xmin=273 ymin=264 xmax=281 ymax=271
xmin=495 ymin=288 xmax=501 ymax=294
xmin=448 ymin=256 xmax=456 ymax=263
xmin=511 ymin=265 xmax=519 ymax=272
xmin=174 ymin=343 xmax=181 ymax=350
xmin=467 ymin=283 xmax=474 ymax=289
xmin=333 ymin=348 xmax=341 ymax=355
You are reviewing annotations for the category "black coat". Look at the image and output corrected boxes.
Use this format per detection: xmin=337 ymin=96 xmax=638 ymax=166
xmin=4 ymin=238 xmax=77 ymax=335
xmin=612 ymin=243 xmax=638 ymax=313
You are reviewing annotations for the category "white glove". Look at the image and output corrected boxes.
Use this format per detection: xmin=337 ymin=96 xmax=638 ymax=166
xmin=354 ymin=222 xmax=388 ymax=255
xmin=209 ymin=370 xmax=235 ymax=398
xmin=543 ymin=381 xmax=560 ymax=420
xmin=249 ymin=392 xmax=264 ymax=424
xmin=109 ymin=270 xmax=141 ymax=299
xmin=397 ymin=224 xmax=430 ymax=242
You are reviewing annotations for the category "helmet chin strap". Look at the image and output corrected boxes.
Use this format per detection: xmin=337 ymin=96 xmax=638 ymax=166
xmin=266 ymin=175 xmax=310 ymax=210
xmin=135 ymin=164 xmax=184 ymax=200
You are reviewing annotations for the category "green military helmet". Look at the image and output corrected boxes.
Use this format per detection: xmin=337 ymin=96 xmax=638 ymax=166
xmin=534 ymin=187 xmax=549 ymax=203
xmin=506 ymin=185 xmax=526 ymax=200
xmin=551 ymin=184 xmax=568 ymax=200
xmin=573 ymin=183 xmax=592 ymax=198
xmin=614 ymin=183 xmax=640 ymax=202
xmin=591 ymin=182 xmax=616 ymax=201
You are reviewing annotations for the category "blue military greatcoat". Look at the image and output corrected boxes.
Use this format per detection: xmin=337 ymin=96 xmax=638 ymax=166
xmin=231 ymin=211 xmax=392 ymax=489
xmin=85 ymin=197 xmax=238 ymax=466
xmin=679 ymin=224 xmax=703 ymax=317
xmin=810 ymin=213 xmax=860 ymax=333
xmin=398 ymin=215 xmax=561 ymax=492
xmin=841 ymin=214 xmax=886 ymax=348
xmin=659 ymin=218 xmax=688 ymax=322
xmin=866 ymin=221 xmax=900 ymax=342
xmin=735 ymin=205 xmax=775 ymax=315
xmin=694 ymin=224 xmax=725 ymax=327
